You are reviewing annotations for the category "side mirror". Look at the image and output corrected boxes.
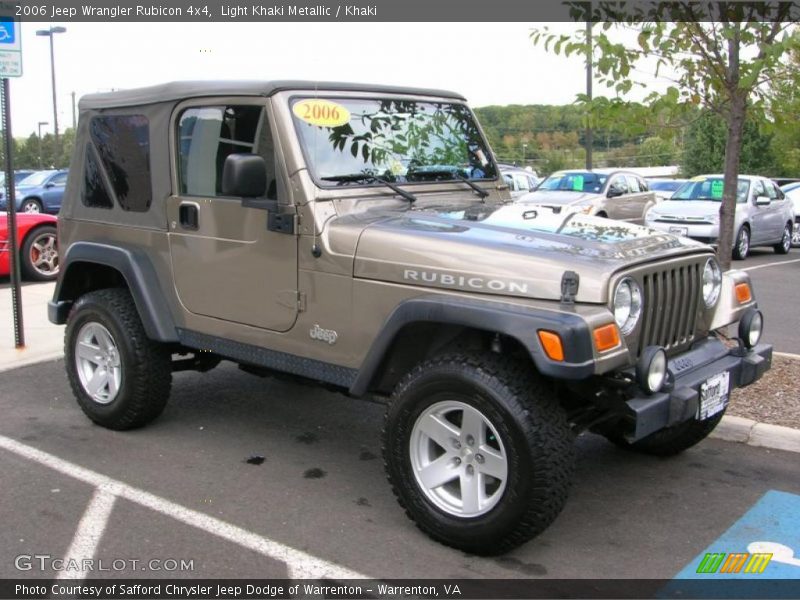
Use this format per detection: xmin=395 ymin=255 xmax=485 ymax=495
xmin=45 ymin=182 xmax=56 ymax=189
xmin=755 ymin=195 xmax=771 ymax=206
xmin=607 ymin=187 xmax=624 ymax=198
xmin=222 ymin=153 xmax=266 ymax=198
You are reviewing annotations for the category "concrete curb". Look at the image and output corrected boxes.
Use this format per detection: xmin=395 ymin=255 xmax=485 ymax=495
xmin=0 ymin=351 xmax=64 ymax=374
xmin=711 ymin=415 xmax=800 ymax=454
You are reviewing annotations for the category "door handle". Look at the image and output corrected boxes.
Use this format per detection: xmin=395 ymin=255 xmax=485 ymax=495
xmin=179 ymin=203 xmax=199 ymax=230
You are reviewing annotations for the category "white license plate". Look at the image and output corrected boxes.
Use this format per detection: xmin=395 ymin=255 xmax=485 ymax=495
xmin=697 ymin=371 xmax=731 ymax=420
xmin=669 ymin=226 xmax=689 ymax=236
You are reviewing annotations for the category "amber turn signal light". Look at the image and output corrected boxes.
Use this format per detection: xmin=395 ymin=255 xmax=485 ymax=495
xmin=735 ymin=282 xmax=752 ymax=304
xmin=594 ymin=323 xmax=621 ymax=352
xmin=538 ymin=330 xmax=565 ymax=362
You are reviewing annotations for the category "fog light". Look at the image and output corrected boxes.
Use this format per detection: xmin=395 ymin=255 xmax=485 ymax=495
xmin=738 ymin=309 xmax=763 ymax=349
xmin=636 ymin=346 xmax=667 ymax=394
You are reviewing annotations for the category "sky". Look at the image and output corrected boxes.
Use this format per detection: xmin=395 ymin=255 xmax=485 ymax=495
xmin=10 ymin=21 xmax=667 ymax=138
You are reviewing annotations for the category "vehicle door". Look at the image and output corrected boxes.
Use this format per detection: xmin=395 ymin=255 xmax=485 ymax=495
xmin=41 ymin=172 xmax=68 ymax=213
xmin=749 ymin=179 xmax=772 ymax=245
xmin=167 ymin=99 xmax=298 ymax=332
xmin=765 ymin=181 xmax=790 ymax=242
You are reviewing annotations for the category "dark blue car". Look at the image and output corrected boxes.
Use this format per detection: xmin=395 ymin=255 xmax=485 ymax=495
xmin=0 ymin=170 xmax=70 ymax=214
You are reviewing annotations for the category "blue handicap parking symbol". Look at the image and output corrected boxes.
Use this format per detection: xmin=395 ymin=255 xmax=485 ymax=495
xmin=662 ymin=490 xmax=800 ymax=598
xmin=0 ymin=20 xmax=15 ymax=44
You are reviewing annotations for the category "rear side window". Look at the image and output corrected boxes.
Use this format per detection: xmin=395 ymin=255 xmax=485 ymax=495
xmin=82 ymin=146 xmax=114 ymax=209
xmin=88 ymin=115 xmax=152 ymax=212
xmin=177 ymin=105 xmax=263 ymax=196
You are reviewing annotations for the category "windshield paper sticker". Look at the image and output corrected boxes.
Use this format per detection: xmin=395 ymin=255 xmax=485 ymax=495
xmin=292 ymin=99 xmax=351 ymax=128
xmin=711 ymin=180 xmax=724 ymax=198
xmin=571 ymin=175 xmax=584 ymax=191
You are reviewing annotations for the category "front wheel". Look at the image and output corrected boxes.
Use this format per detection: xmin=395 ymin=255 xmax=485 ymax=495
xmin=65 ymin=288 xmax=172 ymax=430
xmin=382 ymin=353 xmax=574 ymax=555
xmin=20 ymin=198 xmax=42 ymax=214
xmin=792 ymin=221 xmax=800 ymax=248
xmin=605 ymin=411 xmax=725 ymax=457
xmin=774 ymin=223 xmax=792 ymax=254
xmin=733 ymin=225 xmax=750 ymax=260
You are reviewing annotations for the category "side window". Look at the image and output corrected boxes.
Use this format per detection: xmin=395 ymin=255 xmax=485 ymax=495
xmin=638 ymin=177 xmax=648 ymax=192
xmin=625 ymin=175 xmax=641 ymax=193
xmin=89 ymin=115 xmax=152 ymax=212
xmin=752 ymin=180 xmax=766 ymax=200
xmin=764 ymin=181 xmax=778 ymax=200
xmin=177 ymin=105 xmax=266 ymax=197
xmin=773 ymin=183 xmax=785 ymax=200
xmin=50 ymin=173 xmax=68 ymax=187
xmin=82 ymin=146 xmax=114 ymax=209
xmin=513 ymin=174 xmax=530 ymax=192
xmin=503 ymin=173 xmax=514 ymax=190
xmin=609 ymin=176 xmax=629 ymax=194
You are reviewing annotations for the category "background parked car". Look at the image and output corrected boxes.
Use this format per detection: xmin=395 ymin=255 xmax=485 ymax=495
xmin=779 ymin=181 xmax=800 ymax=247
xmin=647 ymin=178 xmax=688 ymax=201
xmin=645 ymin=174 xmax=794 ymax=259
xmin=517 ymin=168 xmax=657 ymax=224
xmin=0 ymin=213 xmax=59 ymax=281
xmin=0 ymin=169 xmax=70 ymax=214
xmin=501 ymin=166 xmax=540 ymax=198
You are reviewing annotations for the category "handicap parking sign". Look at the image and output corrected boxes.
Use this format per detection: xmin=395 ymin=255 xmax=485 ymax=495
xmin=0 ymin=19 xmax=15 ymax=44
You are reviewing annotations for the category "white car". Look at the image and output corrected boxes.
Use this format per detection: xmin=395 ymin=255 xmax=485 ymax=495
xmin=779 ymin=181 xmax=800 ymax=247
xmin=645 ymin=174 xmax=794 ymax=260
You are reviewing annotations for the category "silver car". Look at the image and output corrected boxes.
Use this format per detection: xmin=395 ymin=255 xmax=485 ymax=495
xmin=517 ymin=169 xmax=657 ymax=224
xmin=779 ymin=182 xmax=800 ymax=247
xmin=645 ymin=174 xmax=795 ymax=259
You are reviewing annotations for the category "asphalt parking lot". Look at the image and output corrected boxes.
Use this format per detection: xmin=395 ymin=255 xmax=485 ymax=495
xmin=0 ymin=251 xmax=799 ymax=589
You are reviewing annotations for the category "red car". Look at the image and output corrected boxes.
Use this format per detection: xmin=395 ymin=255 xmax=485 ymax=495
xmin=0 ymin=213 xmax=59 ymax=281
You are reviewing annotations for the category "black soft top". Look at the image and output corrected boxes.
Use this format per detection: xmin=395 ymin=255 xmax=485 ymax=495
xmin=80 ymin=80 xmax=467 ymax=109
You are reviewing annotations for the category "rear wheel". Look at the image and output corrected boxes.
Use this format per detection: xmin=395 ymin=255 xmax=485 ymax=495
xmin=792 ymin=220 xmax=800 ymax=247
xmin=382 ymin=353 xmax=574 ymax=555
xmin=733 ymin=225 xmax=750 ymax=260
xmin=20 ymin=225 xmax=59 ymax=281
xmin=65 ymin=288 xmax=172 ymax=430
xmin=774 ymin=223 xmax=792 ymax=254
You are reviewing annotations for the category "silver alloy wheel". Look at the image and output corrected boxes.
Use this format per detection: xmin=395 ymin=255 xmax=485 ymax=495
xmin=410 ymin=400 xmax=508 ymax=517
xmin=793 ymin=223 xmax=800 ymax=247
xmin=22 ymin=201 xmax=41 ymax=213
xmin=781 ymin=225 xmax=792 ymax=252
xmin=75 ymin=322 xmax=122 ymax=405
xmin=738 ymin=227 xmax=750 ymax=257
xmin=28 ymin=231 xmax=59 ymax=276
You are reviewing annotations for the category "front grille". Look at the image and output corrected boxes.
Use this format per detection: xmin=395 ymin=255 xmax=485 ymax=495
xmin=639 ymin=262 xmax=702 ymax=354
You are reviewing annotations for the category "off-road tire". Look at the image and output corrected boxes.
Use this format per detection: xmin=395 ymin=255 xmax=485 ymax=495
xmin=382 ymin=353 xmax=574 ymax=555
xmin=65 ymin=288 xmax=172 ymax=430
xmin=733 ymin=225 xmax=750 ymax=260
xmin=605 ymin=410 xmax=725 ymax=457
xmin=774 ymin=223 xmax=792 ymax=255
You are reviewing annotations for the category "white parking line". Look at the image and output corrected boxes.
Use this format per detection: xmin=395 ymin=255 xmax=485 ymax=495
xmin=0 ymin=434 xmax=368 ymax=580
xmin=57 ymin=488 xmax=117 ymax=580
xmin=742 ymin=257 xmax=800 ymax=271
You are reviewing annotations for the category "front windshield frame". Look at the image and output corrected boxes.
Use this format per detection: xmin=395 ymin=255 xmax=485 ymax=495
xmin=290 ymin=95 xmax=499 ymax=191
xmin=537 ymin=171 xmax=608 ymax=194
xmin=671 ymin=177 xmax=750 ymax=203
xmin=18 ymin=171 xmax=56 ymax=187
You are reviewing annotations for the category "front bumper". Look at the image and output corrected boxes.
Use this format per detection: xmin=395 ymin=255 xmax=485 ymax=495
xmin=622 ymin=337 xmax=772 ymax=442
xmin=648 ymin=220 xmax=719 ymax=244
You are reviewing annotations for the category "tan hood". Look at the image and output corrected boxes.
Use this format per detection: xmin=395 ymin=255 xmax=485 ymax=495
xmin=348 ymin=202 xmax=709 ymax=303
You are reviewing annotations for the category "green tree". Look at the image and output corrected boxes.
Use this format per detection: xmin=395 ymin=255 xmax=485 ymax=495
xmin=532 ymin=3 xmax=799 ymax=269
xmin=682 ymin=112 xmax=775 ymax=177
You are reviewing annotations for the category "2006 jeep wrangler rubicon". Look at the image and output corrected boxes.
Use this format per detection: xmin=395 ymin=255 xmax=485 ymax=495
xmin=50 ymin=81 xmax=772 ymax=555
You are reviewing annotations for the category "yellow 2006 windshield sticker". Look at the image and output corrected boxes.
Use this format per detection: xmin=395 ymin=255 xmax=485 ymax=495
xmin=292 ymin=99 xmax=350 ymax=127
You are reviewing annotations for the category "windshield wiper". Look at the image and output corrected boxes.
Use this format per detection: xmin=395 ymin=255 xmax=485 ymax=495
xmin=321 ymin=173 xmax=416 ymax=204
xmin=405 ymin=168 xmax=488 ymax=201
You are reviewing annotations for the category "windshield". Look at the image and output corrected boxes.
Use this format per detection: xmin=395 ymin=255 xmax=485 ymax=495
xmin=649 ymin=180 xmax=683 ymax=192
xmin=672 ymin=177 xmax=750 ymax=203
xmin=291 ymin=97 xmax=497 ymax=186
xmin=18 ymin=171 xmax=55 ymax=187
xmin=537 ymin=171 xmax=607 ymax=193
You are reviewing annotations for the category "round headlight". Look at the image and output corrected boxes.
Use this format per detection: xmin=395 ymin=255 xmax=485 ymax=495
xmin=702 ymin=258 xmax=722 ymax=308
xmin=613 ymin=278 xmax=643 ymax=335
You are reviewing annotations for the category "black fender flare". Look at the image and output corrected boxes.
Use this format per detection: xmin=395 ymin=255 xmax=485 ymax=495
xmin=49 ymin=241 xmax=178 ymax=342
xmin=349 ymin=295 xmax=596 ymax=396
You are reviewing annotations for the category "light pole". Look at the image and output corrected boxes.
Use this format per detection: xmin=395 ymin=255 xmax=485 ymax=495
xmin=35 ymin=26 xmax=66 ymax=162
xmin=37 ymin=121 xmax=48 ymax=169
xmin=522 ymin=143 xmax=528 ymax=166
